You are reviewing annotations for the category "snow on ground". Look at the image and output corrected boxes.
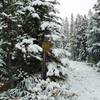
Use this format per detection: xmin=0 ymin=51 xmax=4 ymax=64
xmin=69 ymin=61 xmax=100 ymax=100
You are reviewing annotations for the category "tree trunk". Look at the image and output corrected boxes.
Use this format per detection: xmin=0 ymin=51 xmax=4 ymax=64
xmin=7 ymin=51 xmax=14 ymax=88
xmin=41 ymin=52 xmax=47 ymax=80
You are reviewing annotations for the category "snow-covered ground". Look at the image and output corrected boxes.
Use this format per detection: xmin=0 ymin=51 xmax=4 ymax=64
xmin=69 ymin=61 xmax=100 ymax=100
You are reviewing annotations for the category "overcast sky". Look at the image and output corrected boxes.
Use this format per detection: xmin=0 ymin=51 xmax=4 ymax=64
xmin=57 ymin=0 xmax=97 ymax=19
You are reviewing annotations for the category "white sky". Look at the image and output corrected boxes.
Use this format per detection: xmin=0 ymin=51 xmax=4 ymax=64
xmin=57 ymin=0 xmax=97 ymax=19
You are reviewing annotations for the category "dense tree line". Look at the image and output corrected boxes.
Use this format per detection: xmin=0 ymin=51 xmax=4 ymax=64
xmin=61 ymin=0 xmax=100 ymax=65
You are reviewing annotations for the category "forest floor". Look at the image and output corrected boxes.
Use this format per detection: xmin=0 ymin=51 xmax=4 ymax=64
xmin=68 ymin=61 xmax=100 ymax=100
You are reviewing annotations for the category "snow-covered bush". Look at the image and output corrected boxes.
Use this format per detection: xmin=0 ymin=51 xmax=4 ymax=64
xmin=52 ymin=48 xmax=71 ymax=58
xmin=0 ymin=75 xmax=77 ymax=100
xmin=47 ymin=62 xmax=69 ymax=80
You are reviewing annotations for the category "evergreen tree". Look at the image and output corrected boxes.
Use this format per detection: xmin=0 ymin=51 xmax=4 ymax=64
xmin=88 ymin=9 xmax=93 ymax=19
xmin=87 ymin=0 xmax=100 ymax=64
xmin=70 ymin=13 xmax=74 ymax=38
xmin=0 ymin=0 xmax=19 ymax=87
xmin=78 ymin=15 xmax=88 ymax=61
xmin=61 ymin=17 xmax=69 ymax=48
xmin=70 ymin=14 xmax=82 ymax=60
xmin=70 ymin=14 xmax=88 ymax=61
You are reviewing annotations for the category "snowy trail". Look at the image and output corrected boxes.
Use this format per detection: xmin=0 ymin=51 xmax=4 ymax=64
xmin=69 ymin=61 xmax=100 ymax=100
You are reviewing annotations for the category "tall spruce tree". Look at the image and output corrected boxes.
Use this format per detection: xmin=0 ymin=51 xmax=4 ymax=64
xmin=70 ymin=14 xmax=88 ymax=61
xmin=78 ymin=15 xmax=88 ymax=61
xmin=70 ymin=13 xmax=74 ymax=38
xmin=70 ymin=14 xmax=82 ymax=60
xmin=61 ymin=17 xmax=69 ymax=48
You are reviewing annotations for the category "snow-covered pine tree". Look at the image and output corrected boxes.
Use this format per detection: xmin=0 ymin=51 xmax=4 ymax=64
xmin=70 ymin=14 xmax=88 ymax=61
xmin=70 ymin=13 xmax=74 ymax=38
xmin=87 ymin=10 xmax=94 ymax=62
xmin=69 ymin=13 xmax=77 ymax=60
xmin=0 ymin=0 xmax=20 ymax=88
xmin=69 ymin=13 xmax=74 ymax=48
xmin=70 ymin=14 xmax=82 ymax=60
xmin=87 ymin=0 xmax=100 ymax=64
xmin=88 ymin=9 xmax=93 ymax=19
xmin=78 ymin=15 xmax=88 ymax=61
xmin=60 ymin=17 xmax=69 ymax=48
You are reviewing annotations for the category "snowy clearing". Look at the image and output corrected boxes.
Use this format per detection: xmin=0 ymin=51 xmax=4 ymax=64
xmin=69 ymin=61 xmax=100 ymax=100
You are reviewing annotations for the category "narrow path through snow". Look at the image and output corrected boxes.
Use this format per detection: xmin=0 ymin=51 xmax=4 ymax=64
xmin=69 ymin=61 xmax=100 ymax=100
